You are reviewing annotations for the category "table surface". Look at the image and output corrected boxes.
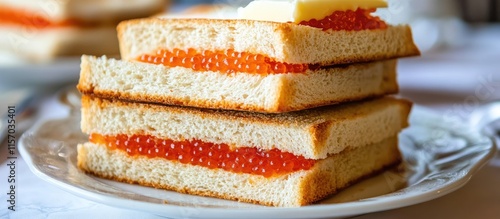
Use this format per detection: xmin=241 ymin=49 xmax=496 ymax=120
xmin=1 ymin=25 xmax=500 ymax=219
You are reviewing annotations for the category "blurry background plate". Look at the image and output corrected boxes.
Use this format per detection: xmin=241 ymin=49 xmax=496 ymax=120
xmin=0 ymin=52 xmax=80 ymax=88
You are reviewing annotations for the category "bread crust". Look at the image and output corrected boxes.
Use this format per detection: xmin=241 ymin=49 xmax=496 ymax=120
xmin=77 ymin=136 xmax=401 ymax=207
xmin=117 ymin=18 xmax=420 ymax=65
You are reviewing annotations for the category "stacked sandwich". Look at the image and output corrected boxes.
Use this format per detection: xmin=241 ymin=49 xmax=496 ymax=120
xmin=77 ymin=0 xmax=419 ymax=207
xmin=0 ymin=0 xmax=168 ymax=62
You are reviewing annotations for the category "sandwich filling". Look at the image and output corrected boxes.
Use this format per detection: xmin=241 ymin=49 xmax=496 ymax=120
xmin=90 ymin=133 xmax=316 ymax=177
xmin=0 ymin=6 xmax=80 ymax=29
xmin=298 ymin=8 xmax=386 ymax=31
xmin=138 ymin=48 xmax=313 ymax=74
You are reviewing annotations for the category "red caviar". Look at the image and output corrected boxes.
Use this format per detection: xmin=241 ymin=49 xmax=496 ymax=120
xmin=299 ymin=8 xmax=387 ymax=31
xmin=138 ymin=49 xmax=310 ymax=74
xmin=0 ymin=6 xmax=77 ymax=29
xmin=90 ymin=133 xmax=316 ymax=177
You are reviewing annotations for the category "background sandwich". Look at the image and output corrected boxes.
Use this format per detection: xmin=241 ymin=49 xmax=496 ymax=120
xmin=0 ymin=0 xmax=169 ymax=62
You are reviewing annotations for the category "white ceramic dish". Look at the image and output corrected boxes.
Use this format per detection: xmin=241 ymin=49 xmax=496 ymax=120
xmin=0 ymin=53 xmax=80 ymax=87
xmin=18 ymin=106 xmax=496 ymax=219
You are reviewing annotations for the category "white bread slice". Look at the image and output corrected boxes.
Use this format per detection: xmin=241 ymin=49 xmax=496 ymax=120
xmin=81 ymin=95 xmax=411 ymax=159
xmin=117 ymin=18 xmax=420 ymax=65
xmin=77 ymin=136 xmax=401 ymax=207
xmin=0 ymin=26 xmax=119 ymax=62
xmin=77 ymin=55 xmax=398 ymax=113
xmin=0 ymin=0 xmax=168 ymax=24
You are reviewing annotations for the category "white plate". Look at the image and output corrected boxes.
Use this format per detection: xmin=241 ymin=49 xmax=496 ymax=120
xmin=0 ymin=53 xmax=80 ymax=87
xmin=18 ymin=106 xmax=496 ymax=219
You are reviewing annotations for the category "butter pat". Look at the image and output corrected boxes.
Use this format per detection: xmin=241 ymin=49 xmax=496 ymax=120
xmin=294 ymin=0 xmax=387 ymax=21
xmin=238 ymin=0 xmax=387 ymax=23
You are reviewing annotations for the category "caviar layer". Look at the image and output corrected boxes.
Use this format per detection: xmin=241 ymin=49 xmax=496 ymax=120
xmin=90 ymin=133 xmax=316 ymax=177
xmin=0 ymin=6 xmax=77 ymax=29
xmin=299 ymin=8 xmax=387 ymax=31
xmin=138 ymin=49 xmax=310 ymax=74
